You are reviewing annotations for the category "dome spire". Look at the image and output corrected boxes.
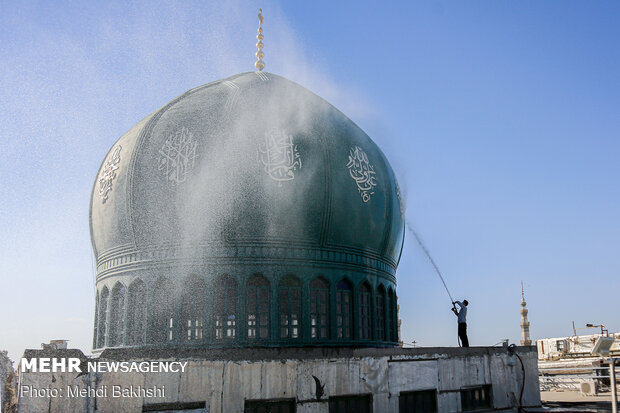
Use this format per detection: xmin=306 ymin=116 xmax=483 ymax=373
xmin=255 ymin=8 xmax=265 ymax=71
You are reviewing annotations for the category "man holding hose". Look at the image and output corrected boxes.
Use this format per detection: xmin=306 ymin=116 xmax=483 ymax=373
xmin=452 ymin=300 xmax=469 ymax=347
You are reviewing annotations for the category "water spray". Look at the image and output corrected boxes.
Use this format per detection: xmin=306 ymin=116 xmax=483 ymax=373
xmin=406 ymin=222 xmax=455 ymax=306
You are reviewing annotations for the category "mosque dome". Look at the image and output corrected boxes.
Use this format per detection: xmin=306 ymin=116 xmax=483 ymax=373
xmin=90 ymin=72 xmax=405 ymax=351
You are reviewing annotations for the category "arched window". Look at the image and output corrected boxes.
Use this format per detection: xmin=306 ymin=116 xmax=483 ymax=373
xmin=387 ymin=288 xmax=395 ymax=342
xmin=181 ymin=276 xmax=206 ymax=342
xmin=109 ymin=282 xmax=127 ymax=346
xmin=392 ymin=291 xmax=399 ymax=342
xmin=310 ymin=277 xmax=330 ymax=339
xmin=96 ymin=287 xmax=109 ymax=348
xmin=336 ymin=279 xmax=353 ymax=339
xmin=149 ymin=277 xmax=174 ymax=343
xmin=126 ymin=279 xmax=146 ymax=345
xmin=279 ymin=275 xmax=301 ymax=339
xmin=375 ymin=285 xmax=386 ymax=341
xmin=358 ymin=282 xmax=371 ymax=340
xmin=214 ymin=275 xmax=238 ymax=340
xmin=93 ymin=291 xmax=99 ymax=349
xmin=246 ymin=275 xmax=270 ymax=340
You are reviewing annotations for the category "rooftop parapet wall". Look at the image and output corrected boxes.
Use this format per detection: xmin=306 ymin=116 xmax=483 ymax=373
xmin=17 ymin=346 xmax=540 ymax=413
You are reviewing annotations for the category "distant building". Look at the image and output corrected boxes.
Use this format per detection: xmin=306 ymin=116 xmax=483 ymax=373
xmin=537 ymin=332 xmax=620 ymax=394
xmin=1 ymin=350 xmax=16 ymax=413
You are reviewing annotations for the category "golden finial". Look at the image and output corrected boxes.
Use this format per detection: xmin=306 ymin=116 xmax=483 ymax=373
xmin=255 ymin=8 xmax=265 ymax=71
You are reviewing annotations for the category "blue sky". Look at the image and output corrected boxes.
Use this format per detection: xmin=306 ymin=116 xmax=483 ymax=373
xmin=1 ymin=1 xmax=619 ymax=359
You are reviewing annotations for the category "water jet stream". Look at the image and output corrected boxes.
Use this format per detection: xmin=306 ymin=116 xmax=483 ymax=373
xmin=406 ymin=222 xmax=455 ymax=306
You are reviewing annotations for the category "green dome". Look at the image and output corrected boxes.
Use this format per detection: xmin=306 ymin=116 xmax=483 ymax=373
xmin=90 ymin=72 xmax=404 ymax=350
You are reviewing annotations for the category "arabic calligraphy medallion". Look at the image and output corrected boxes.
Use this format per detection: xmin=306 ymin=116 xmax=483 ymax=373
xmin=257 ymin=129 xmax=302 ymax=185
xmin=346 ymin=146 xmax=377 ymax=203
xmin=157 ymin=127 xmax=198 ymax=187
xmin=98 ymin=145 xmax=122 ymax=204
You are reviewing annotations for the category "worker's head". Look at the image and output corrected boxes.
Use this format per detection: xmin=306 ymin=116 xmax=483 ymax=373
xmin=463 ymin=300 xmax=469 ymax=306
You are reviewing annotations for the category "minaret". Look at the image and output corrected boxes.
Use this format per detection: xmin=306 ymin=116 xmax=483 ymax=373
xmin=520 ymin=281 xmax=532 ymax=346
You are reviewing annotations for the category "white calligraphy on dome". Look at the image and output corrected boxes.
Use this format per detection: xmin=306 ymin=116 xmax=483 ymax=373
xmin=395 ymin=181 xmax=405 ymax=218
xmin=98 ymin=145 xmax=122 ymax=204
xmin=257 ymin=130 xmax=301 ymax=185
xmin=346 ymin=146 xmax=377 ymax=203
xmin=157 ymin=127 xmax=198 ymax=187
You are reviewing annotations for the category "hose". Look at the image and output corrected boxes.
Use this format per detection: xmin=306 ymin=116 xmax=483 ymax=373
xmin=507 ymin=344 xmax=596 ymax=413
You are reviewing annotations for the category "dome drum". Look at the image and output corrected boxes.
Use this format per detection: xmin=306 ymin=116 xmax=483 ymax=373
xmin=92 ymin=267 xmax=398 ymax=350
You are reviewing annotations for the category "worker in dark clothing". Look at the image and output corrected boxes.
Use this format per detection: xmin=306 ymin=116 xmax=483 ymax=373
xmin=452 ymin=300 xmax=469 ymax=347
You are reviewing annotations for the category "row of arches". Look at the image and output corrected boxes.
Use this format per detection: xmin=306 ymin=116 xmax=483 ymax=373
xmin=93 ymin=274 xmax=398 ymax=349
